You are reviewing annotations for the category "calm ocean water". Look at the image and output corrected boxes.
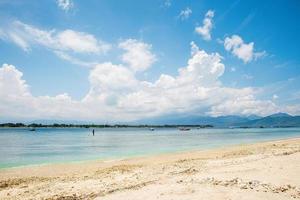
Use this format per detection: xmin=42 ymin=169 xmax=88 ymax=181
xmin=0 ymin=127 xmax=300 ymax=169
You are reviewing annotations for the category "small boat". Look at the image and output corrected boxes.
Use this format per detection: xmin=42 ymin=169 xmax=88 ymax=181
xmin=29 ymin=128 xmax=36 ymax=131
xmin=149 ymin=128 xmax=155 ymax=131
xmin=179 ymin=127 xmax=191 ymax=131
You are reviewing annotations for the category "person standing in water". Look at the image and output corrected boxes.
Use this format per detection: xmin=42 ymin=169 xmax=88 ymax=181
xmin=92 ymin=129 xmax=95 ymax=136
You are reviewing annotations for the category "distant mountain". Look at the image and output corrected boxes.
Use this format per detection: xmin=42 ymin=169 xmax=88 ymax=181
xmin=135 ymin=114 xmax=262 ymax=127
xmin=235 ymin=113 xmax=300 ymax=128
xmin=135 ymin=112 xmax=300 ymax=128
xmin=267 ymin=112 xmax=291 ymax=118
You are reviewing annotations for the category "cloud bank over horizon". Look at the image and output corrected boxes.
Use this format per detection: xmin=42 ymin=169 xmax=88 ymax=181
xmin=0 ymin=41 xmax=290 ymax=122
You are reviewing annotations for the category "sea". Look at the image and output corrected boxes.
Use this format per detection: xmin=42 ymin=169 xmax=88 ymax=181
xmin=0 ymin=127 xmax=300 ymax=169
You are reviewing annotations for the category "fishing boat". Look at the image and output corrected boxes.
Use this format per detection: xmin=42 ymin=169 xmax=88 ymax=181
xmin=179 ymin=127 xmax=191 ymax=131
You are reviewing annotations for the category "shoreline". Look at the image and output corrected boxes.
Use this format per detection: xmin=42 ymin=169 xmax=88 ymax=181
xmin=1 ymin=137 xmax=299 ymax=175
xmin=1 ymin=137 xmax=300 ymax=199
xmin=1 ymin=135 xmax=299 ymax=171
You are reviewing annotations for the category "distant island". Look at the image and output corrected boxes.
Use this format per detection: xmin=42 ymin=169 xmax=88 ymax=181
xmin=0 ymin=123 xmax=213 ymax=129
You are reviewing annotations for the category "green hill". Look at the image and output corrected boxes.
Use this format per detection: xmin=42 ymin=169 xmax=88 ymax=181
xmin=235 ymin=113 xmax=300 ymax=128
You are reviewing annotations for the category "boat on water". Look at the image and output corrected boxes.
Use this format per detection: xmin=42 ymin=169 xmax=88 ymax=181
xmin=29 ymin=128 xmax=36 ymax=131
xmin=149 ymin=128 xmax=155 ymax=131
xmin=179 ymin=127 xmax=191 ymax=131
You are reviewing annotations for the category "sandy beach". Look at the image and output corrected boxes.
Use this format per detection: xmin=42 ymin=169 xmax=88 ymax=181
xmin=0 ymin=138 xmax=300 ymax=200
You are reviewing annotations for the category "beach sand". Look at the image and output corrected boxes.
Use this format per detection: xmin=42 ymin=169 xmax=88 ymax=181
xmin=0 ymin=138 xmax=300 ymax=200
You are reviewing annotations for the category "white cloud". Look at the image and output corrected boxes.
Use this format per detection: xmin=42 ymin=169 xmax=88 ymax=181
xmin=178 ymin=7 xmax=192 ymax=20
xmin=208 ymin=92 xmax=279 ymax=117
xmin=216 ymin=38 xmax=223 ymax=44
xmin=57 ymin=0 xmax=73 ymax=11
xmin=0 ymin=64 xmax=30 ymax=98
xmin=119 ymin=39 xmax=156 ymax=72
xmin=6 ymin=32 xmax=30 ymax=52
xmin=224 ymin=35 xmax=265 ymax=63
xmin=0 ymin=42 xmax=283 ymax=121
xmin=54 ymin=51 xmax=98 ymax=67
xmin=86 ymin=62 xmax=139 ymax=94
xmin=0 ymin=21 xmax=111 ymax=54
xmin=284 ymin=104 xmax=300 ymax=116
xmin=0 ymin=63 xmax=82 ymax=120
xmin=195 ymin=10 xmax=214 ymax=41
xmin=254 ymin=51 xmax=267 ymax=60
xmin=56 ymin=30 xmax=108 ymax=53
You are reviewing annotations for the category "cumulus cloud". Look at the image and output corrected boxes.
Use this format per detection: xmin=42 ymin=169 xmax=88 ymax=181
xmin=178 ymin=7 xmax=192 ymax=20
xmin=0 ymin=64 xmax=30 ymax=98
xmin=0 ymin=63 xmax=81 ymax=120
xmin=87 ymin=62 xmax=139 ymax=94
xmin=195 ymin=10 xmax=214 ymax=41
xmin=224 ymin=35 xmax=266 ymax=63
xmin=57 ymin=0 xmax=73 ymax=11
xmin=0 ymin=42 xmax=281 ymax=121
xmin=0 ymin=21 xmax=111 ymax=54
xmin=208 ymin=92 xmax=279 ymax=117
xmin=119 ymin=39 xmax=156 ymax=72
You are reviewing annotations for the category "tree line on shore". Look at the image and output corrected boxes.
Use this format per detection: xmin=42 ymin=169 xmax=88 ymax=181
xmin=0 ymin=123 xmax=213 ymax=128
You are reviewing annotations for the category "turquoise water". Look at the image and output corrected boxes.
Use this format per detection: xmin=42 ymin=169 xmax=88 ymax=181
xmin=0 ymin=127 xmax=300 ymax=169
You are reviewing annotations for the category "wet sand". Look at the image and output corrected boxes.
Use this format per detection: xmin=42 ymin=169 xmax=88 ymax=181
xmin=0 ymin=138 xmax=300 ymax=199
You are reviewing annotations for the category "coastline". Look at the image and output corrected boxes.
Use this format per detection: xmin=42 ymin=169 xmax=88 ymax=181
xmin=1 ymin=132 xmax=299 ymax=171
xmin=0 ymin=136 xmax=298 ymax=172
xmin=1 ymin=137 xmax=300 ymax=199
xmin=1 ymin=137 xmax=299 ymax=176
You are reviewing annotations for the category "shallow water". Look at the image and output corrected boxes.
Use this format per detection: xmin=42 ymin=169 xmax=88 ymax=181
xmin=0 ymin=127 xmax=300 ymax=169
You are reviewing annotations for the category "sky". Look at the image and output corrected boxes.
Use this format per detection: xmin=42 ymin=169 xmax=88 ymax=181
xmin=0 ymin=0 xmax=300 ymax=122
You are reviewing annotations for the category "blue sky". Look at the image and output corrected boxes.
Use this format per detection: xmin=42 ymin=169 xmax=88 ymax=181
xmin=0 ymin=0 xmax=300 ymax=122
